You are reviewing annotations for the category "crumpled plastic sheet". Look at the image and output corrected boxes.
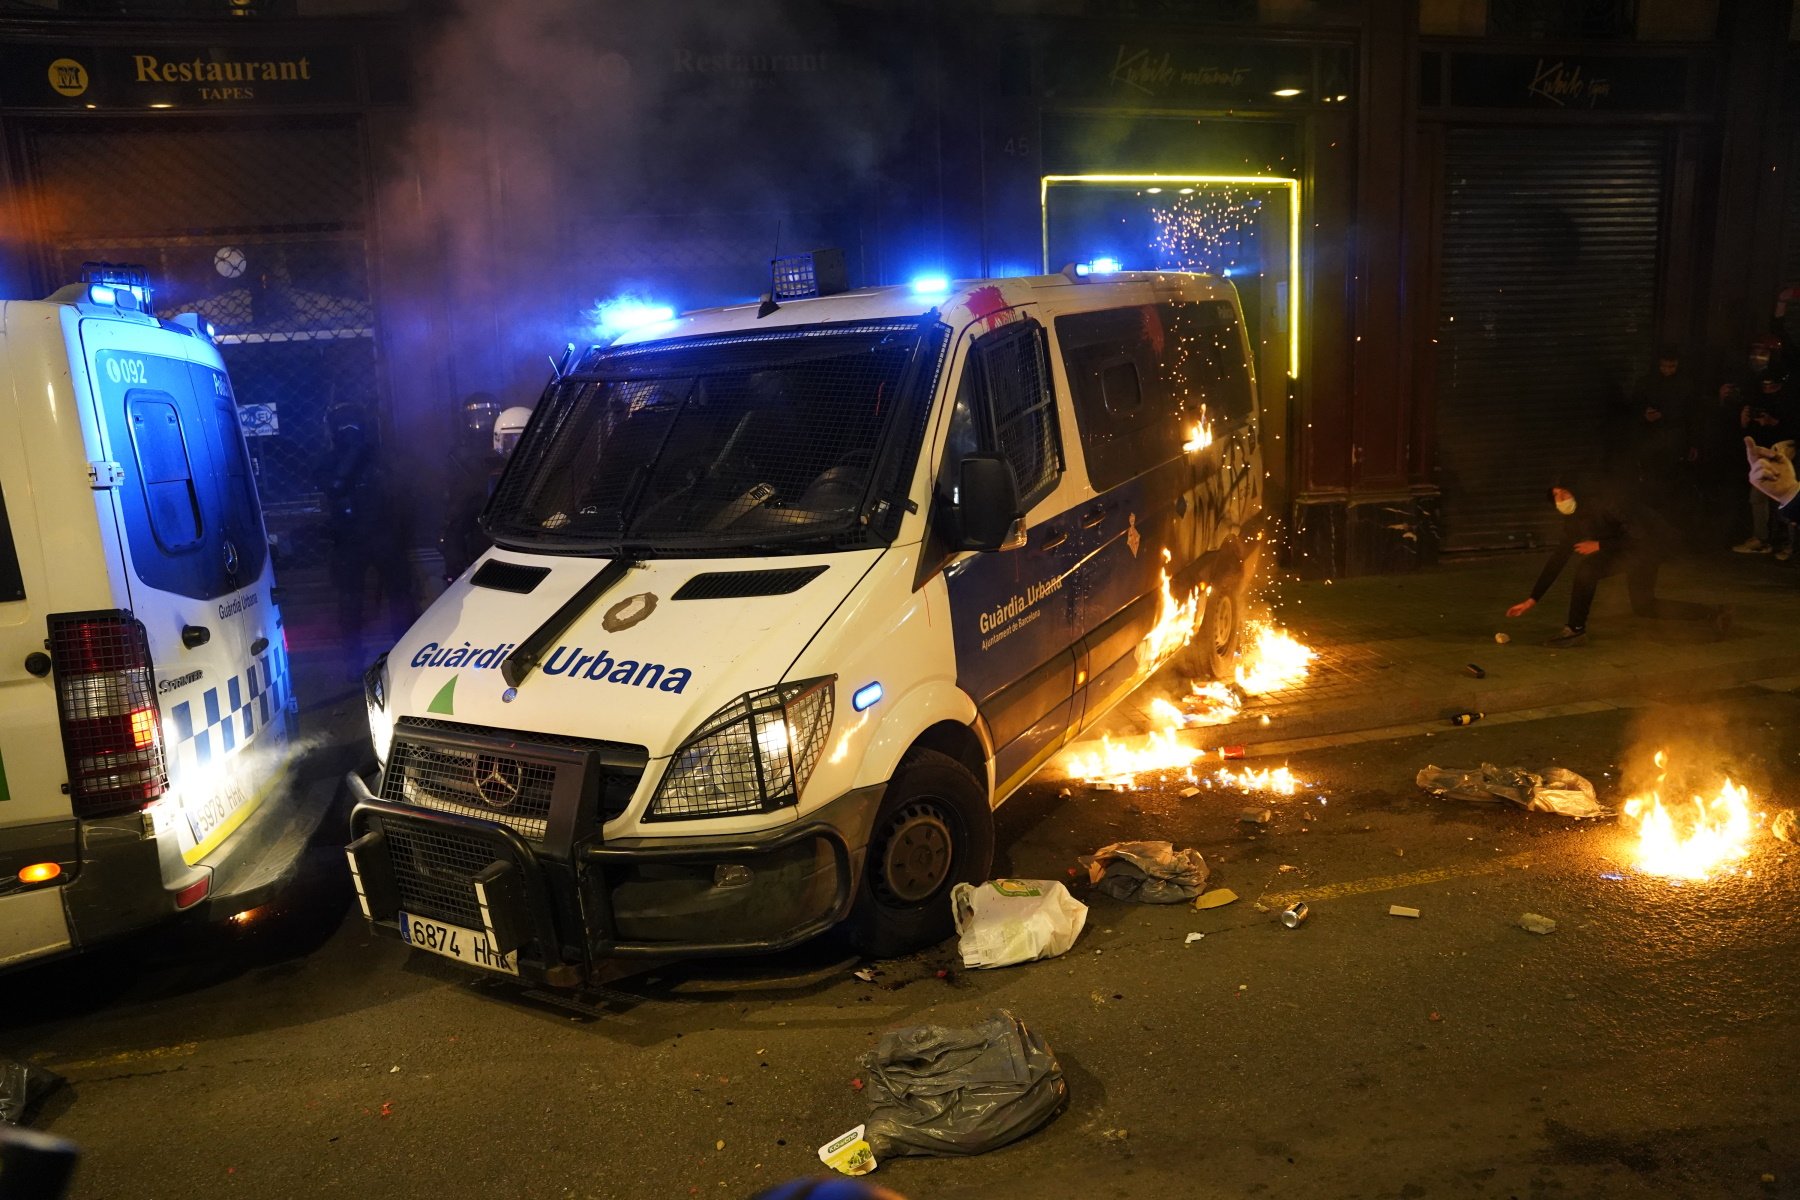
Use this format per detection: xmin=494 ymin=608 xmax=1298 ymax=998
xmin=1416 ymin=763 xmax=1609 ymax=819
xmin=0 ymin=1058 xmax=61 ymax=1126
xmin=861 ymin=1010 xmax=1067 ymax=1159
xmin=1078 ymin=839 xmax=1210 ymax=903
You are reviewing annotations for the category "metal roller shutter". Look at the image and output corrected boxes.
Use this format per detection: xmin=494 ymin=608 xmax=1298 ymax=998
xmin=1435 ymin=126 xmax=1667 ymax=552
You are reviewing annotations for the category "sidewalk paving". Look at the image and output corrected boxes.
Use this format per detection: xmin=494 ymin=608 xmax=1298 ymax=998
xmin=1105 ymin=550 xmax=1800 ymax=753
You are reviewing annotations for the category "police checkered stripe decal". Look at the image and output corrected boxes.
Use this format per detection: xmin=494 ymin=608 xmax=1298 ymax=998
xmin=167 ymin=644 xmax=291 ymax=778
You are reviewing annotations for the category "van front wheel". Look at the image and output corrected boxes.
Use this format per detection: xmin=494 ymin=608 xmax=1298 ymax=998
xmin=844 ymin=749 xmax=994 ymax=959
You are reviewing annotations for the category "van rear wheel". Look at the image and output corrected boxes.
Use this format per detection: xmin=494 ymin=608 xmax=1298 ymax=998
xmin=844 ymin=749 xmax=993 ymax=959
xmin=1187 ymin=579 xmax=1244 ymax=681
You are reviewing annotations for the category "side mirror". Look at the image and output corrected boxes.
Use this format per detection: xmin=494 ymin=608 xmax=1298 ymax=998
xmin=957 ymin=455 xmax=1025 ymax=551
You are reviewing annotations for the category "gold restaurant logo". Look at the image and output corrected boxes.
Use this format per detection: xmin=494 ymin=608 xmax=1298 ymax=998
xmin=47 ymin=57 xmax=89 ymax=97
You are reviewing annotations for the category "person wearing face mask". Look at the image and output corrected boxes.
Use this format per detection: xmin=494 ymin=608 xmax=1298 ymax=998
xmin=1504 ymin=477 xmax=1730 ymax=648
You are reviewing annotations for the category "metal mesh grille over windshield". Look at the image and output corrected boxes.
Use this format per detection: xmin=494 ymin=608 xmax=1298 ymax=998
xmin=487 ymin=323 xmax=935 ymax=552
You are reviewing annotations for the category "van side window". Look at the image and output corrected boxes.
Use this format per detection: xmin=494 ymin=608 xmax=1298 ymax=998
xmin=1157 ymin=300 xmax=1255 ymax=425
xmin=127 ymin=394 xmax=204 ymax=551
xmin=1057 ymin=306 xmax=1181 ymax=491
xmin=956 ymin=321 xmax=1061 ymax=511
xmin=0 ymin=480 xmax=24 ymax=602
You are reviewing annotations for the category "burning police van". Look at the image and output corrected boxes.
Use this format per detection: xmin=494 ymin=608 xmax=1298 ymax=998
xmin=347 ymin=256 xmax=1265 ymax=985
xmin=0 ymin=267 xmax=307 ymax=970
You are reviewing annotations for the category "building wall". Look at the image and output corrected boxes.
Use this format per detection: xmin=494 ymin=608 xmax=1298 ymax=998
xmin=2 ymin=0 xmax=1794 ymax=575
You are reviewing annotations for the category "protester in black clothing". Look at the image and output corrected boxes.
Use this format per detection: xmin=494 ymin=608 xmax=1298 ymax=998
xmin=1505 ymin=477 xmax=1729 ymax=648
xmin=322 ymin=405 xmax=416 ymax=669
xmin=1623 ymin=346 xmax=1697 ymax=476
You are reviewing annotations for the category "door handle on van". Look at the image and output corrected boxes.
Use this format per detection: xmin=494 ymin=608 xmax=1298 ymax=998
xmin=251 ymin=637 xmax=269 ymax=656
xmin=1036 ymin=529 xmax=1068 ymax=552
xmin=1080 ymin=504 xmax=1110 ymax=529
xmin=181 ymin=625 xmax=211 ymax=649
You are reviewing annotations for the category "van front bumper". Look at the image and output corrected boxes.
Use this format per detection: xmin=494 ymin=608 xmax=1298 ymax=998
xmin=346 ymin=773 xmax=881 ymax=986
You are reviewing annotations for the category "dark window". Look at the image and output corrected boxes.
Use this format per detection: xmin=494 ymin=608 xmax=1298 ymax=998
xmin=1100 ymin=361 xmax=1143 ymax=418
xmin=976 ymin=322 xmax=1061 ymax=510
xmin=127 ymin=394 xmax=203 ymax=551
xmin=0 ymin=480 xmax=24 ymax=602
xmin=1057 ymin=306 xmax=1183 ymax=491
xmin=939 ymin=321 xmax=1061 ymax=515
xmin=1157 ymin=300 xmax=1256 ymax=426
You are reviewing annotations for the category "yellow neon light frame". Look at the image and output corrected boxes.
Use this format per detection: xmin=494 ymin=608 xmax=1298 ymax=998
xmin=1040 ymin=173 xmax=1302 ymax=379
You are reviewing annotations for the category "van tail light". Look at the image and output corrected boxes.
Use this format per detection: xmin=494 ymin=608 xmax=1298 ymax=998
xmin=48 ymin=611 xmax=169 ymax=818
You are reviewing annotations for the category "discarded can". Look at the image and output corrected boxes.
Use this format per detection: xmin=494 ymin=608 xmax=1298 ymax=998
xmin=1464 ymin=663 xmax=1486 ymax=679
xmin=1279 ymin=901 xmax=1310 ymax=929
xmin=1221 ymin=745 xmax=1247 ymax=759
xmin=1449 ymin=711 xmax=1484 ymax=726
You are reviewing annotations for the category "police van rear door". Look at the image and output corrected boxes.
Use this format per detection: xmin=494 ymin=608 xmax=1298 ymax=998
xmin=78 ymin=318 xmax=291 ymax=867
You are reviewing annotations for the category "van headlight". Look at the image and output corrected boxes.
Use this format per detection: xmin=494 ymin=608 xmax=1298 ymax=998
xmin=648 ymin=677 xmax=835 ymax=820
xmin=363 ymin=654 xmax=393 ymax=768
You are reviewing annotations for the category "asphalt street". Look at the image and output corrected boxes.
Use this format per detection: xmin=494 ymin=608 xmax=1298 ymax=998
xmin=6 ymin=679 xmax=1799 ymax=1200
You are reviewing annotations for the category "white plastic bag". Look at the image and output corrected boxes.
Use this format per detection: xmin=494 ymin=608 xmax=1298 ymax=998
xmin=951 ymin=879 xmax=1088 ymax=969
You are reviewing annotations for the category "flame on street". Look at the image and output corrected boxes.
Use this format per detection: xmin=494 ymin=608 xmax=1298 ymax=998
xmin=1234 ymin=620 xmax=1316 ymax=695
xmin=1216 ymin=764 xmax=1300 ymax=796
xmin=1620 ymin=750 xmax=1756 ymax=880
xmin=1058 ymin=549 xmax=1320 ymax=790
xmin=1062 ymin=728 xmax=1205 ymax=788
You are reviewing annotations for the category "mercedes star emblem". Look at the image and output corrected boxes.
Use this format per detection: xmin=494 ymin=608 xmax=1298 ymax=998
xmin=472 ymin=754 xmax=524 ymax=810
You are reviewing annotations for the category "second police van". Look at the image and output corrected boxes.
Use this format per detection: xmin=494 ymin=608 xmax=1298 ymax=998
xmin=0 ymin=267 xmax=310 ymax=971
xmin=348 ymin=257 xmax=1265 ymax=983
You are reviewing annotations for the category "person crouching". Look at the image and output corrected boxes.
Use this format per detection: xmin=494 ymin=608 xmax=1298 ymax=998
xmin=1505 ymin=476 xmax=1730 ymax=647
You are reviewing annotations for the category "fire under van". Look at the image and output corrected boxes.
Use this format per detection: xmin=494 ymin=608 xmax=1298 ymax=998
xmin=0 ymin=267 xmax=311 ymax=971
xmin=347 ymin=259 xmax=1265 ymax=986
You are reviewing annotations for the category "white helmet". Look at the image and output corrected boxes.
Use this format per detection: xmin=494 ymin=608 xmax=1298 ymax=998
xmin=493 ymin=406 xmax=533 ymax=455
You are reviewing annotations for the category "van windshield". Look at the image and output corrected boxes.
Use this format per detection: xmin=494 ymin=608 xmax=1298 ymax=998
xmin=485 ymin=320 xmax=944 ymax=555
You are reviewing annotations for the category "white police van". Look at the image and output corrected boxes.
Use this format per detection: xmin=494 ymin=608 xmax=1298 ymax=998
xmin=0 ymin=267 xmax=309 ymax=970
xmin=348 ymin=256 xmax=1264 ymax=984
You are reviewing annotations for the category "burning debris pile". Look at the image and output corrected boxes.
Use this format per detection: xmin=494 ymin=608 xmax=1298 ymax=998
xmin=1060 ymin=569 xmax=1317 ymax=794
xmin=1619 ymin=751 xmax=1758 ymax=881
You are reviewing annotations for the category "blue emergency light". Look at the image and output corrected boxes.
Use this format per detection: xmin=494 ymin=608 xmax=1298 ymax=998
xmin=1075 ymin=256 xmax=1121 ymax=277
xmin=852 ymin=681 xmax=883 ymax=712
xmin=593 ymin=298 xmax=676 ymax=339
xmin=81 ymin=262 xmax=152 ymax=310
xmin=909 ymin=274 xmax=950 ymax=297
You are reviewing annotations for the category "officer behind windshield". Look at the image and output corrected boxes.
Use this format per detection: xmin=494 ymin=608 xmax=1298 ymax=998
xmin=440 ymin=398 xmax=530 ymax=582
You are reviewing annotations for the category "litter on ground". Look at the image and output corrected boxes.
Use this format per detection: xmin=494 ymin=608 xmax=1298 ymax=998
xmin=858 ymin=1011 xmax=1067 ymax=1159
xmin=1080 ymin=840 xmax=1209 ymax=903
xmin=1415 ymin=763 xmax=1608 ymax=818
xmin=952 ymin=879 xmax=1088 ymax=968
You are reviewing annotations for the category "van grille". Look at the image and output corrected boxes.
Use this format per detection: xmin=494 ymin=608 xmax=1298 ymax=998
xmin=377 ymin=718 xmax=646 ymax=839
xmin=384 ymin=819 xmax=502 ymax=930
xmin=382 ymin=738 xmax=557 ymax=841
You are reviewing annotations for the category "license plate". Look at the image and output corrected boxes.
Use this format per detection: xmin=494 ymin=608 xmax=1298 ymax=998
xmin=399 ymin=912 xmax=519 ymax=976
xmin=184 ymin=778 xmax=252 ymax=848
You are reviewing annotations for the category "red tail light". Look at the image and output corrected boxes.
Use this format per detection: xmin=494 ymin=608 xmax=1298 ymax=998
xmin=49 ymin=611 xmax=169 ymax=817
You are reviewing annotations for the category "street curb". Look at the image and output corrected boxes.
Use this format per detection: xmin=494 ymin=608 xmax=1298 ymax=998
xmin=1205 ymin=651 xmax=1800 ymax=747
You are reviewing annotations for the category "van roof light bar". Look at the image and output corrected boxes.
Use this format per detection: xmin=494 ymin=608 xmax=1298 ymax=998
xmin=770 ymin=249 xmax=849 ymax=301
xmin=80 ymin=262 xmax=153 ymax=311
